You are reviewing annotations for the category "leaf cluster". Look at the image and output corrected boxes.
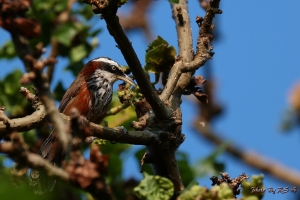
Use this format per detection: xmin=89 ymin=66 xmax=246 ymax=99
xmin=144 ymin=36 xmax=176 ymax=74
xmin=0 ymin=70 xmax=32 ymax=117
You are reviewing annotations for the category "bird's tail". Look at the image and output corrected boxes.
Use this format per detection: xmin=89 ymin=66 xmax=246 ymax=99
xmin=29 ymin=131 xmax=64 ymax=194
xmin=29 ymin=166 xmax=56 ymax=195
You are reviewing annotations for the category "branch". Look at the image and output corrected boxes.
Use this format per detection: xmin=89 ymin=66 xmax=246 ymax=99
xmin=91 ymin=126 xmax=158 ymax=146
xmin=0 ymin=88 xmax=159 ymax=145
xmin=84 ymin=0 xmax=173 ymax=120
xmin=0 ymin=106 xmax=13 ymax=129
xmin=160 ymin=61 xmax=183 ymax=102
xmin=194 ymin=122 xmax=300 ymax=187
xmin=181 ymin=1 xmax=221 ymax=72
xmin=160 ymin=0 xmax=221 ymax=102
xmin=0 ymin=87 xmax=46 ymax=138
xmin=47 ymin=38 xmax=59 ymax=83
xmin=0 ymin=141 xmax=70 ymax=182
xmin=105 ymin=103 xmax=129 ymax=116
xmin=47 ymin=0 xmax=76 ymax=83
xmin=0 ymin=106 xmax=46 ymax=137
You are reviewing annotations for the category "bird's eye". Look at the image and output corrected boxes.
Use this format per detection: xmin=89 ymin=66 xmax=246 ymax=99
xmin=112 ymin=66 xmax=116 ymax=70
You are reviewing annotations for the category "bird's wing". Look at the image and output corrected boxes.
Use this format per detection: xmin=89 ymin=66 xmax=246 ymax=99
xmin=58 ymin=76 xmax=83 ymax=112
xmin=38 ymin=77 xmax=84 ymax=159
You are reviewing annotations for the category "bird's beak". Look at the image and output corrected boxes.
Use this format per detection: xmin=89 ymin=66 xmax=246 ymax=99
xmin=117 ymin=74 xmax=136 ymax=87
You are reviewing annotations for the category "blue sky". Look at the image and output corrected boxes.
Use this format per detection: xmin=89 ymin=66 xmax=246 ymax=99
xmin=1 ymin=1 xmax=300 ymax=199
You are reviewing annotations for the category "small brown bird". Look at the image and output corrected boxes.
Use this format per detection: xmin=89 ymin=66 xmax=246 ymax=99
xmin=29 ymin=57 xmax=136 ymax=194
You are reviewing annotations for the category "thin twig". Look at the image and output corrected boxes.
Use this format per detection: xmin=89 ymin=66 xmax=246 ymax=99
xmin=106 ymin=103 xmax=129 ymax=116
xmin=0 ymin=106 xmax=12 ymax=128
xmin=161 ymin=0 xmax=221 ymax=102
xmin=11 ymin=31 xmax=69 ymax=152
xmin=0 ymin=88 xmax=159 ymax=145
xmin=0 ymin=138 xmax=70 ymax=182
xmin=194 ymin=122 xmax=300 ymax=187
xmin=47 ymin=38 xmax=59 ymax=83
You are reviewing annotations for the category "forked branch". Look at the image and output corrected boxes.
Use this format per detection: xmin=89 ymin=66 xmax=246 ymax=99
xmin=83 ymin=0 xmax=173 ymax=120
xmin=161 ymin=0 xmax=222 ymax=102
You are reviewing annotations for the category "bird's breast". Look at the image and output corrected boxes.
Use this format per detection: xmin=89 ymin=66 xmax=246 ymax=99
xmin=86 ymin=78 xmax=113 ymax=123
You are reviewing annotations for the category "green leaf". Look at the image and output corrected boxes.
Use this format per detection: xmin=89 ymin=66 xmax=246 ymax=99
xmin=20 ymin=130 xmax=37 ymax=146
xmin=169 ymin=0 xmax=179 ymax=3
xmin=77 ymin=4 xmax=95 ymax=20
xmin=54 ymin=23 xmax=78 ymax=47
xmin=118 ymin=0 xmax=128 ymax=6
xmin=280 ymin=108 xmax=297 ymax=132
xmin=106 ymin=154 xmax=123 ymax=184
xmin=134 ymin=148 xmax=153 ymax=175
xmin=0 ymin=166 xmax=72 ymax=200
xmin=100 ymin=140 xmax=131 ymax=184
xmin=178 ymin=184 xmax=206 ymax=200
xmin=178 ymin=183 xmax=235 ymax=200
xmin=53 ymin=0 xmax=67 ymax=13
xmin=176 ymin=151 xmax=195 ymax=186
xmin=0 ymin=70 xmax=33 ymax=116
xmin=146 ymin=36 xmax=168 ymax=52
xmin=65 ymin=61 xmax=84 ymax=76
xmin=133 ymin=172 xmax=174 ymax=200
xmin=144 ymin=36 xmax=176 ymax=73
xmin=70 ymin=44 xmax=88 ymax=63
xmin=0 ymin=156 xmax=5 ymax=169
xmin=0 ymin=41 xmax=17 ymax=60
xmin=242 ymin=175 xmax=264 ymax=200
xmin=193 ymin=143 xmax=228 ymax=177
xmin=89 ymin=28 xmax=102 ymax=37
xmin=31 ymin=0 xmax=66 ymax=13
xmin=53 ymin=81 xmax=66 ymax=101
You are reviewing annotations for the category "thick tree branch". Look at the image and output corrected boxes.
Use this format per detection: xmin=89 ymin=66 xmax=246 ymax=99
xmin=160 ymin=61 xmax=183 ymax=102
xmin=84 ymin=0 xmax=173 ymax=120
xmin=0 ymin=108 xmax=159 ymax=145
xmin=62 ymin=114 xmax=160 ymax=145
xmin=161 ymin=0 xmax=221 ymax=101
xmin=194 ymin=122 xmax=300 ymax=187
xmin=145 ymin=1 xmax=221 ymax=197
xmin=0 ymin=105 xmax=46 ymax=137
xmin=0 ymin=87 xmax=45 ymax=138
xmin=0 ymin=88 xmax=159 ymax=145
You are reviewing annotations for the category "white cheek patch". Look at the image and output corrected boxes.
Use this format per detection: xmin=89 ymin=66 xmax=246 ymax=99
xmin=92 ymin=57 xmax=119 ymax=68
xmin=94 ymin=69 xmax=117 ymax=83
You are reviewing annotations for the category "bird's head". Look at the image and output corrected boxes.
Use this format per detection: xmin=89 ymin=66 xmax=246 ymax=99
xmin=81 ymin=57 xmax=136 ymax=87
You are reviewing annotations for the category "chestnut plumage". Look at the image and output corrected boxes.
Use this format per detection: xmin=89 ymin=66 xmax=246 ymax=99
xmin=29 ymin=57 xmax=135 ymax=194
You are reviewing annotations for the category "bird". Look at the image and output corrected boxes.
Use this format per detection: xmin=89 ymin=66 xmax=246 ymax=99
xmin=29 ymin=57 xmax=136 ymax=194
